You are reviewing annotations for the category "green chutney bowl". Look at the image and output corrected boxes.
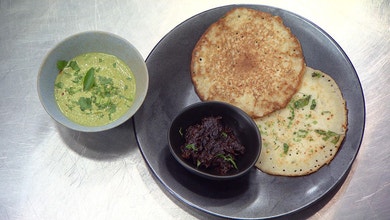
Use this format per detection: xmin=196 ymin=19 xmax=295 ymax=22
xmin=37 ymin=31 xmax=149 ymax=132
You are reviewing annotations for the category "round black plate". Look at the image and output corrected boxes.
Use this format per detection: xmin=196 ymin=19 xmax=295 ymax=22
xmin=134 ymin=4 xmax=365 ymax=219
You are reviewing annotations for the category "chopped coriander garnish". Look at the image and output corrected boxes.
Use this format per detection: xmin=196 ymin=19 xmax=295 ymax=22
xmin=107 ymin=102 xmax=116 ymax=120
xmin=107 ymin=102 xmax=116 ymax=114
xmin=55 ymin=82 xmax=64 ymax=89
xmin=185 ymin=143 xmax=197 ymax=151
xmin=69 ymin=60 xmax=80 ymax=71
xmin=314 ymin=129 xmax=341 ymax=144
xmin=216 ymin=154 xmax=238 ymax=169
xmin=65 ymin=86 xmax=79 ymax=95
xmin=315 ymin=129 xmax=327 ymax=136
xmin=71 ymin=73 xmax=83 ymax=84
xmin=312 ymin=72 xmax=322 ymax=78
xmin=78 ymin=97 xmax=92 ymax=111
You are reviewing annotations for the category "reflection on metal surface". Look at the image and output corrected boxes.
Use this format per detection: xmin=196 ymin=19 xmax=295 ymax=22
xmin=306 ymin=185 xmax=319 ymax=197
xmin=0 ymin=0 xmax=389 ymax=219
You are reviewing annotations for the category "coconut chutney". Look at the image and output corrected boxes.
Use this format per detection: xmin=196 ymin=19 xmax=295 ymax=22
xmin=54 ymin=52 xmax=136 ymax=127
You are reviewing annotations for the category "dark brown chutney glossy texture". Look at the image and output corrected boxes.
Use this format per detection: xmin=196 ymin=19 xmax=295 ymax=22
xmin=180 ymin=116 xmax=245 ymax=175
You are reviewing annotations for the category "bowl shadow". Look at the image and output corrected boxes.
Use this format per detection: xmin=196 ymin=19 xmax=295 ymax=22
xmin=56 ymin=119 xmax=137 ymax=161
xmin=164 ymin=148 xmax=252 ymax=200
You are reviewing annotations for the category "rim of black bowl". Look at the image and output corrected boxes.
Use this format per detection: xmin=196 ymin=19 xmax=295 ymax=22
xmin=168 ymin=101 xmax=261 ymax=180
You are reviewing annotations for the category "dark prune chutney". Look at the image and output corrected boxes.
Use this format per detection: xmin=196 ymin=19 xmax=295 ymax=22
xmin=180 ymin=116 xmax=245 ymax=175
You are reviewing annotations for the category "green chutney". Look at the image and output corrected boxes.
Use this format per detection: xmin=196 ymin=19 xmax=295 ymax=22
xmin=54 ymin=52 xmax=136 ymax=126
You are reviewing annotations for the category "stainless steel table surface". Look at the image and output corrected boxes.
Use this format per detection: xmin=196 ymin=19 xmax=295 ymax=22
xmin=0 ymin=0 xmax=388 ymax=219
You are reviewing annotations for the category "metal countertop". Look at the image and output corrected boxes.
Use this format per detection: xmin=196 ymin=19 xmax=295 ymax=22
xmin=0 ymin=0 xmax=389 ymax=219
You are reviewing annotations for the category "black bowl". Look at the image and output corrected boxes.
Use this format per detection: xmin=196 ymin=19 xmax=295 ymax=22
xmin=168 ymin=101 xmax=261 ymax=180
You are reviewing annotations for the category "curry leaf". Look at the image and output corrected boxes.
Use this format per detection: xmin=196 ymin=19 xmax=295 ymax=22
xmin=98 ymin=76 xmax=113 ymax=85
xmin=56 ymin=60 xmax=68 ymax=71
xmin=83 ymin=68 xmax=95 ymax=91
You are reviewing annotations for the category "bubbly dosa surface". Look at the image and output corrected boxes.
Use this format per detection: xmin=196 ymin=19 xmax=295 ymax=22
xmin=255 ymin=67 xmax=347 ymax=176
xmin=191 ymin=7 xmax=305 ymax=118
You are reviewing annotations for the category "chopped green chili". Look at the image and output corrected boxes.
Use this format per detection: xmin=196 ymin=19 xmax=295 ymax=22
xmin=296 ymin=129 xmax=309 ymax=138
xmin=310 ymin=99 xmax=317 ymax=110
xmin=315 ymin=129 xmax=341 ymax=144
xmin=294 ymin=95 xmax=311 ymax=109
xmin=283 ymin=143 xmax=289 ymax=154
xmin=287 ymin=104 xmax=295 ymax=128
